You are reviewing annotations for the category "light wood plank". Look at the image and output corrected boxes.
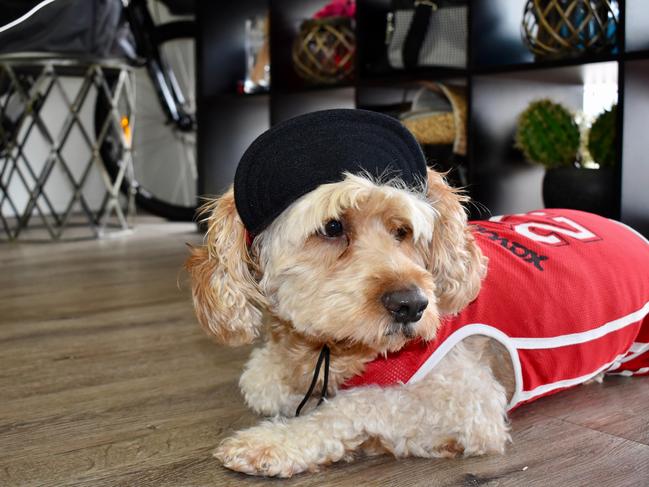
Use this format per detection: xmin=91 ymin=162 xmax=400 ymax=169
xmin=1 ymin=217 xmax=648 ymax=486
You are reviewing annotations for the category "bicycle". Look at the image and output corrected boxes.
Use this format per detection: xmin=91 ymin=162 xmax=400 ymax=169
xmin=95 ymin=0 xmax=197 ymax=221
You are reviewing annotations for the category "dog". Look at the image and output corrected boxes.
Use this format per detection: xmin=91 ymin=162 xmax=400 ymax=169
xmin=186 ymin=109 xmax=649 ymax=478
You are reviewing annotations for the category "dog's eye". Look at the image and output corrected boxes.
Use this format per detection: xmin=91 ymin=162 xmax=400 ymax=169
xmin=322 ymin=219 xmax=344 ymax=238
xmin=393 ymin=226 xmax=410 ymax=242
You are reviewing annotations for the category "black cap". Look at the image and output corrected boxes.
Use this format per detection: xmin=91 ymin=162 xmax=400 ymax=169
xmin=234 ymin=109 xmax=427 ymax=235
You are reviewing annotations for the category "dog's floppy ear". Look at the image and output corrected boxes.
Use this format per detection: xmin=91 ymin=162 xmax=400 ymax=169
xmin=425 ymin=168 xmax=486 ymax=315
xmin=185 ymin=187 xmax=264 ymax=346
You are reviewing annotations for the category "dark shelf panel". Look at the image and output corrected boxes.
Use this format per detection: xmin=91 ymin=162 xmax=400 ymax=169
xmin=233 ymin=84 xmax=357 ymax=96
xmin=271 ymin=81 xmax=355 ymax=94
xmin=360 ymin=54 xmax=649 ymax=82
xmin=624 ymin=49 xmax=649 ymax=61
xmin=234 ymin=91 xmax=271 ymax=98
xmin=473 ymin=59 xmax=619 ymax=87
xmin=473 ymin=52 xmax=619 ymax=77
xmin=358 ymin=67 xmax=468 ymax=85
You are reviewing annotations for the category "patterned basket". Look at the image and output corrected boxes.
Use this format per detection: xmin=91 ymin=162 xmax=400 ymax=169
xmin=522 ymin=0 xmax=618 ymax=59
xmin=292 ymin=17 xmax=355 ymax=84
xmin=400 ymin=83 xmax=467 ymax=156
xmin=402 ymin=113 xmax=456 ymax=146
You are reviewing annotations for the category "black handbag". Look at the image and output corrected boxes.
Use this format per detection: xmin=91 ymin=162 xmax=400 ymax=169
xmin=386 ymin=0 xmax=468 ymax=69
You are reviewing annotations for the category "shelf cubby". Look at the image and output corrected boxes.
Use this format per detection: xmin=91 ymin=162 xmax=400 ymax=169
xmin=471 ymin=63 xmax=614 ymax=217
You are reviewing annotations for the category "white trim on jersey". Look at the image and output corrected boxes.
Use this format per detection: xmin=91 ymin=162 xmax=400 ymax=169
xmin=508 ymin=301 xmax=649 ymax=350
xmin=405 ymin=301 xmax=649 ymax=410
xmin=609 ymin=366 xmax=649 ymax=377
xmin=406 ymin=324 xmax=524 ymax=410
xmin=609 ymin=219 xmax=649 ymax=246
xmin=516 ymin=354 xmax=627 ymax=403
xmin=620 ymin=342 xmax=649 ymax=364
xmin=606 ymin=342 xmax=649 ymax=372
xmin=0 ymin=0 xmax=63 ymax=34
xmin=629 ymin=341 xmax=649 ymax=353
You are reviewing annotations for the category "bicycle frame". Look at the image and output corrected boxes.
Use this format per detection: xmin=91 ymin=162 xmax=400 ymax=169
xmin=122 ymin=0 xmax=194 ymax=132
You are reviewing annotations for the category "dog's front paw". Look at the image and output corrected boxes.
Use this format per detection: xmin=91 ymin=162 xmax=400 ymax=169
xmin=214 ymin=426 xmax=312 ymax=478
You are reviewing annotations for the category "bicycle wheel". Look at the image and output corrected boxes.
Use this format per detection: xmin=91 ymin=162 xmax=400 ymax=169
xmin=95 ymin=20 xmax=197 ymax=221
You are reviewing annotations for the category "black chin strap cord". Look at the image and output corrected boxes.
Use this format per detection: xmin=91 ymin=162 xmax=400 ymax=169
xmin=295 ymin=344 xmax=330 ymax=417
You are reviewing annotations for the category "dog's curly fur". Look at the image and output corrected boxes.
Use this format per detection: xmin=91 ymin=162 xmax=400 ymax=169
xmin=186 ymin=168 xmax=516 ymax=477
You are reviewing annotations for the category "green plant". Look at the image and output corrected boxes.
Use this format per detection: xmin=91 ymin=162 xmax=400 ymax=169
xmin=515 ymin=99 xmax=580 ymax=169
xmin=587 ymin=104 xmax=617 ymax=168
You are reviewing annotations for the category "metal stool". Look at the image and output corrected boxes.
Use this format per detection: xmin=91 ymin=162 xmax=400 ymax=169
xmin=0 ymin=54 xmax=136 ymax=240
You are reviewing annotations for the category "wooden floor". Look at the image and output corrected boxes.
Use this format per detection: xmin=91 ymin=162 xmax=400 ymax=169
xmin=1 ymin=218 xmax=648 ymax=487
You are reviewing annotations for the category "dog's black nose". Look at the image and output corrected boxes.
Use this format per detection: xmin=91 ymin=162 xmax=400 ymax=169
xmin=381 ymin=288 xmax=428 ymax=324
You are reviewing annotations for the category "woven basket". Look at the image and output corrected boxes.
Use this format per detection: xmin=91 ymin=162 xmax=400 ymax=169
xmin=400 ymin=83 xmax=467 ymax=156
xmin=292 ymin=17 xmax=355 ymax=84
xmin=522 ymin=0 xmax=618 ymax=58
xmin=402 ymin=113 xmax=456 ymax=146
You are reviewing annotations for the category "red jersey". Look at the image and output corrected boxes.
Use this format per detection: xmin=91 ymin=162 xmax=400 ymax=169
xmin=342 ymin=210 xmax=649 ymax=410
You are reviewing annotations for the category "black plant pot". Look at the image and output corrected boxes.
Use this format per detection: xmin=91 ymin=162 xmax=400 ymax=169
xmin=542 ymin=167 xmax=618 ymax=218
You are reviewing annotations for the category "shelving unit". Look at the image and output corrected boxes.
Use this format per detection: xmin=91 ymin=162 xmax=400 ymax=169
xmin=197 ymin=0 xmax=649 ymax=235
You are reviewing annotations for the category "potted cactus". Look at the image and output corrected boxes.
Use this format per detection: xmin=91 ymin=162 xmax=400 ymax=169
xmin=588 ymin=105 xmax=617 ymax=168
xmin=515 ymin=99 xmax=618 ymax=217
xmin=515 ymin=99 xmax=580 ymax=168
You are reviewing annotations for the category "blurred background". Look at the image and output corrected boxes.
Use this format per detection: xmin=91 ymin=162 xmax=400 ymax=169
xmin=1 ymin=0 xmax=648 ymax=240
xmin=198 ymin=0 xmax=648 ymax=238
